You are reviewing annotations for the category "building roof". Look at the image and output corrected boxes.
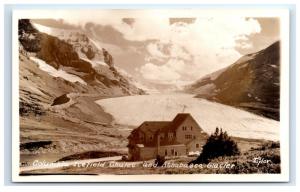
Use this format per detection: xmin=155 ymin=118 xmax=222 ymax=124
xmin=168 ymin=113 xmax=193 ymax=132
xmin=134 ymin=113 xmax=194 ymax=135
xmin=138 ymin=121 xmax=171 ymax=134
xmin=129 ymin=113 xmax=201 ymax=147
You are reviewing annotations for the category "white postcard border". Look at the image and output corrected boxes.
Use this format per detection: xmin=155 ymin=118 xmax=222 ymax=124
xmin=12 ymin=8 xmax=290 ymax=182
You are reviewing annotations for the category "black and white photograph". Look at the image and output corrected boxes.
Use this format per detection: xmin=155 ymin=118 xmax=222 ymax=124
xmin=11 ymin=8 xmax=290 ymax=182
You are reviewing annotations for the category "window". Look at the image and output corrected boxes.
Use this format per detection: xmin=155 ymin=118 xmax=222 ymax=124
xmin=175 ymin=151 xmax=178 ymax=156
xmin=150 ymin=135 xmax=153 ymax=140
xmin=196 ymin=143 xmax=199 ymax=148
xmin=191 ymin=126 xmax=193 ymax=130
xmin=193 ymin=135 xmax=196 ymax=139
xmin=165 ymin=149 xmax=168 ymax=156
xmin=185 ymin=135 xmax=193 ymax=139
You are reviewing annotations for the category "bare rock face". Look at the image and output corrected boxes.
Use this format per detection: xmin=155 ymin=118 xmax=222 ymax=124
xmin=51 ymin=94 xmax=70 ymax=106
xmin=102 ymin=48 xmax=114 ymax=67
xmin=18 ymin=19 xmax=145 ymax=159
xmin=18 ymin=19 xmax=144 ymax=95
xmin=186 ymin=41 xmax=280 ymax=120
xmin=18 ymin=19 xmax=41 ymax=52
xmin=81 ymin=45 xmax=96 ymax=60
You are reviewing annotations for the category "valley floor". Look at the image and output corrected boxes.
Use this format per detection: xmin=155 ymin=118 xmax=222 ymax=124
xmin=20 ymin=142 xmax=280 ymax=175
xmin=20 ymin=94 xmax=131 ymax=166
xmin=19 ymin=93 xmax=281 ymax=175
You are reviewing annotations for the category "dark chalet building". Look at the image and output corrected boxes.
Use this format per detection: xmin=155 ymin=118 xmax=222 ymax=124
xmin=127 ymin=113 xmax=208 ymax=161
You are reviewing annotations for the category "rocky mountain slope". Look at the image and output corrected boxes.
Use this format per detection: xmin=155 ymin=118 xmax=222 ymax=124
xmin=19 ymin=19 xmax=144 ymax=95
xmin=185 ymin=41 xmax=280 ymax=120
xmin=18 ymin=19 xmax=144 ymax=162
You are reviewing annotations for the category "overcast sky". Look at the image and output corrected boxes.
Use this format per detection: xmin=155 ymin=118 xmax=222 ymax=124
xmin=33 ymin=10 xmax=280 ymax=87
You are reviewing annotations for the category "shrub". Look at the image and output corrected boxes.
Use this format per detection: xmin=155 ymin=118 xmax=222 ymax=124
xmin=122 ymin=155 xmax=128 ymax=161
xmin=189 ymin=127 xmax=240 ymax=164
xmin=250 ymin=141 xmax=280 ymax=151
xmin=155 ymin=155 xmax=166 ymax=167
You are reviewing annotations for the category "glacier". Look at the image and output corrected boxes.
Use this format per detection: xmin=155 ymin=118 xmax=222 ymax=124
xmin=96 ymin=93 xmax=279 ymax=141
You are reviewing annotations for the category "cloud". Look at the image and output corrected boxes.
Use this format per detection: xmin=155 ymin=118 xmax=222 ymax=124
xmin=140 ymin=62 xmax=181 ymax=83
xmin=139 ymin=59 xmax=197 ymax=87
xmin=146 ymin=43 xmax=168 ymax=60
xmin=133 ymin=17 xmax=261 ymax=85
xmin=41 ymin=10 xmax=262 ymax=86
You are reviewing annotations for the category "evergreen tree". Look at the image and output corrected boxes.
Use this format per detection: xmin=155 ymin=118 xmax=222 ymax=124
xmin=189 ymin=127 xmax=240 ymax=164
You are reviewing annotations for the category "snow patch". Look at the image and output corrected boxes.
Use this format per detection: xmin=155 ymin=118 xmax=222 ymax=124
xmin=30 ymin=57 xmax=87 ymax=85
xmin=88 ymin=38 xmax=102 ymax=50
xmin=194 ymin=83 xmax=216 ymax=95
xmin=199 ymin=67 xmax=226 ymax=82
xmin=233 ymin=54 xmax=255 ymax=66
xmin=96 ymin=94 xmax=279 ymax=141
xmin=32 ymin=22 xmax=80 ymax=40
xmin=239 ymin=63 xmax=248 ymax=69
xmin=115 ymin=66 xmax=157 ymax=93
xmin=32 ymin=23 xmax=54 ymax=35
xmin=80 ymin=57 xmax=107 ymax=68
xmin=270 ymin=64 xmax=278 ymax=68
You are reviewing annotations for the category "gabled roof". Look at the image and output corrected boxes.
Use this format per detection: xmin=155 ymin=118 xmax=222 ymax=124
xmin=138 ymin=121 xmax=171 ymax=134
xmin=159 ymin=113 xmax=194 ymax=133
xmin=129 ymin=113 xmax=201 ymax=147
xmin=169 ymin=113 xmax=193 ymax=131
xmin=134 ymin=113 xmax=194 ymax=135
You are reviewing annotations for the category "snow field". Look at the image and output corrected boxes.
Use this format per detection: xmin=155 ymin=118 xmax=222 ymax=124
xmin=96 ymin=94 xmax=279 ymax=141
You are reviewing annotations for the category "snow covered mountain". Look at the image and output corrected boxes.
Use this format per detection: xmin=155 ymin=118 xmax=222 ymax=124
xmin=31 ymin=22 xmax=111 ymax=68
xmin=18 ymin=19 xmax=145 ymax=120
xmin=19 ymin=19 xmax=144 ymax=95
xmin=185 ymin=41 xmax=280 ymax=121
xmin=18 ymin=19 xmax=148 ymax=158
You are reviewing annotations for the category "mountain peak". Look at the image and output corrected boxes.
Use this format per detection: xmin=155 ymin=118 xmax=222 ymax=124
xmin=186 ymin=41 xmax=280 ymax=120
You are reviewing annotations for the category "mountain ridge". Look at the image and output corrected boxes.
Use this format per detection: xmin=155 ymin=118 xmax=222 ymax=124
xmin=19 ymin=19 xmax=144 ymax=95
xmin=185 ymin=41 xmax=280 ymax=120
